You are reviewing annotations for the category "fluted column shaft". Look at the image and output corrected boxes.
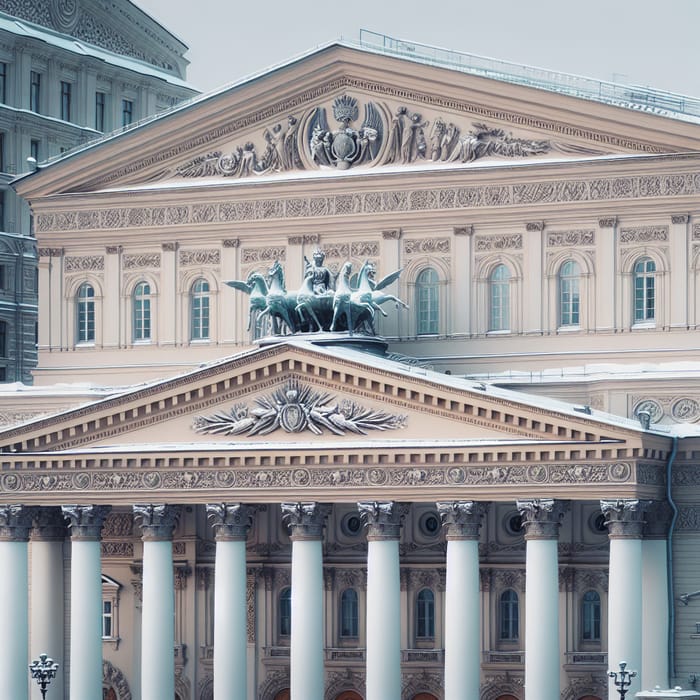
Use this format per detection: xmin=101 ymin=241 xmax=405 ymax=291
xmin=282 ymin=503 xmax=330 ymax=700
xmin=207 ymin=504 xmax=255 ymax=700
xmin=63 ymin=505 xmax=111 ymax=700
xmin=30 ymin=508 xmax=66 ymax=700
xmin=134 ymin=504 xmax=180 ymax=700
xmin=602 ymin=499 xmax=644 ymax=698
xmin=359 ymin=501 xmax=406 ymax=700
xmin=437 ymin=501 xmax=487 ymax=700
xmin=518 ymin=499 xmax=568 ymax=700
xmin=0 ymin=505 xmax=33 ymax=700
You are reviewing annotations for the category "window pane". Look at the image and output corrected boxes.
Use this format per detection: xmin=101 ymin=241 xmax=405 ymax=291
xmin=30 ymin=71 xmax=41 ymax=112
xmin=416 ymin=588 xmax=435 ymax=638
xmin=133 ymin=282 xmax=151 ymax=341
xmin=191 ymin=279 xmax=210 ymax=340
xmin=559 ymin=260 xmax=580 ymax=326
xmin=416 ymin=268 xmax=438 ymax=335
xmin=61 ymin=81 xmax=72 ymax=121
xmin=340 ymin=589 xmax=359 ymax=637
xmin=490 ymin=264 xmax=510 ymax=331
xmin=581 ymin=590 xmax=601 ymax=640
xmin=77 ymin=283 xmax=95 ymax=343
xmin=279 ymin=588 xmax=291 ymax=636
xmin=633 ymin=257 xmax=655 ymax=322
xmin=500 ymin=589 xmax=519 ymax=640
xmin=95 ymin=92 xmax=106 ymax=131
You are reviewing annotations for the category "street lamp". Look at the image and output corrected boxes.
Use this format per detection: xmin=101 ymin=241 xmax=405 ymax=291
xmin=29 ymin=653 xmax=59 ymax=699
xmin=608 ymin=661 xmax=638 ymax=700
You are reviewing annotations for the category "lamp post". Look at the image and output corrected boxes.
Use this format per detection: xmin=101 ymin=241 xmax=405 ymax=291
xmin=608 ymin=661 xmax=638 ymax=700
xmin=29 ymin=653 xmax=59 ymax=699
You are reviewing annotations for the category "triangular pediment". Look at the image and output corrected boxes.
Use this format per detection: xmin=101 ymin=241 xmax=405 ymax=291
xmin=0 ymin=341 xmax=644 ymax=454
xmin=15 ymin=44 xmax=700 ymax=199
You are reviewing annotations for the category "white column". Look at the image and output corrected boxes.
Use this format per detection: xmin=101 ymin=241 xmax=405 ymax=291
xmin=62 ymin=505 xmax=111 ymax=700
xmin=207 ymin=504 xmax=254 ymax=700
xmin=601 ymin=499 xmax=644 ymax=698
xmin=359 ymin=501 xmax=405 ymax=700
xmin=0 ymin=506 xmax=33 ymax=700
xmin=518 ymin=499 xmax=568 ymax=700
xmin=437 ymin=501 xmax=487 ymax=700
xmin=281 ymin=503 xmax=330 ymax=700
xmin=134 ymin=504 xmax=180 ymax=700
xmin=30 ymin=508 xmax=66 ymax=700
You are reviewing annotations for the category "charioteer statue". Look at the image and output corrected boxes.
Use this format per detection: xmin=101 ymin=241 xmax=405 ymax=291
xmin=226 ymin=249 xmax=408 ymax=337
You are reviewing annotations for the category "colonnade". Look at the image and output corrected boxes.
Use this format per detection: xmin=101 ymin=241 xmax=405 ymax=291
xmin=0 ymin=497 xmax=669 ymax=700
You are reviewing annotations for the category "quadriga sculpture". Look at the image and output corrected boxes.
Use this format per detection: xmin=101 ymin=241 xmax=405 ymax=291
xmin=225 ymin=251 xmax=407 ymax=337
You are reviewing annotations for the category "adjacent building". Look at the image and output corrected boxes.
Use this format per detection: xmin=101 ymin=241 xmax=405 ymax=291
xmin=0 ymin=0 xmax=197 ymax=381
xmin=3 ymin=33 xmax=700 ymax=700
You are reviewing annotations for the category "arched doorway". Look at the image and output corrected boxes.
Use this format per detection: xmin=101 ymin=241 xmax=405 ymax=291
xmin=336 ymin=692 xmax=363 ymax=700
xmin=495 ymin=696 xmax=519 ymax=700
xmin=412 ymin=694 xmax=438 ymax=700
xmin=273 ymin=690 xmax=290 ymax=700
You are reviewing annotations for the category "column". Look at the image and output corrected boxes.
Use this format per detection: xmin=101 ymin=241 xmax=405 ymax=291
xmin=358 ymin=501 xmax=406 ymax=700
xmin=517 ymin=498 xmax=568 ymax=700
xmin=641 ymin=500 xmax=671 ymax=690
xmin=30 ymin=508 xmax=66 ymax=700
xmin=281 ymin=502 xmax=331 ymax=700
xmin=62 ymin=505 xmax=111 ymax=700
xmin=206 ymin=503 xmax=255 ymax=700
xmin=601 ymin=499 xmax=644 ymax=698
xmin=0 ymin=505 xmax=33 ymax=700
xmin=133 ymin=504 xmax=181 ymax=700
xmin=437 ymin=501 xmax=487 ymax=700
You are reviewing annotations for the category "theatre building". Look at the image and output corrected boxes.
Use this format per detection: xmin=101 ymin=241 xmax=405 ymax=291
xmin=4 ymin=35 xmax=700 ymax=700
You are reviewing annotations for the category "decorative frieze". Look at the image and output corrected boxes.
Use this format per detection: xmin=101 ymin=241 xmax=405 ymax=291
xmin=101 ymin=541 xmax=134 ymax=557
xmin=474 ymin=234 xmax=522 ymax=251
xmin=547 ymin=229 xmax=596 ymax=247
xmin=404 ymin=238 xmax=450 ymax=254
xmin=180 ymin=249 xmax=220 ymax=266
xmin=123 ymin=253 xmax=161 ymax=270
xmin=102 ymin=512 xmax=133 ymax=537
xmin=37 ymin=247 xmax=64 ymax=258
xmin=64 ymin=255 xmax=104 ymax=272
xmin=632 ymin=394 xmax=700 ymax=424
xmin=241 ymin=246 xmax=286 ymax=263
xmin=619 ymin=225 xmax=668 ymax=244
xmin=677 ymin=506 xmax=700 ymax=531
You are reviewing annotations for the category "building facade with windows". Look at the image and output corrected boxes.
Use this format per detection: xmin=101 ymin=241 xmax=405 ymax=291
xmin=5 ymin=37 xmax=700 ymax=700
xmin=0 ymin=0 xmax=197 ymax=382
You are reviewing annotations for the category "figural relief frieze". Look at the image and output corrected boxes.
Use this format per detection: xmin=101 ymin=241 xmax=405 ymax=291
xmin=192 ymin=379 xmax=407 ymax=437
xmin=174 ymin=94 xmax=605 ymax=181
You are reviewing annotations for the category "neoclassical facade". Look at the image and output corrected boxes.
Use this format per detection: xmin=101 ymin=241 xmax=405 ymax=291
xmin=4 ymin=38 xmax=700 ymax=700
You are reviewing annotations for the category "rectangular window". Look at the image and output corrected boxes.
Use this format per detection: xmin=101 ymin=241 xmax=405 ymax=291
xmin=121 ymin=99 xmax=133 ymax=127
xmin=60 ymin=81 xmax=72 ymax=121
xmin=0 ymin=191 xmax=5 ymax=230
xmin=30 ymin=139 xmax=39 ymax=162
xmin=30 ymin=71 xmax=41 ymax=112
xmin=95 ymin=91 xmax=106 ymax=131
xmin=0 ymin=63 xmax=7 ymax=104
xmin=0 ymin=132 xmax=4 ymax=172
xmin=102 ymin=600 xmax=112 ymax=638
xmin=0 ymin=321 xmax=6 ymax=358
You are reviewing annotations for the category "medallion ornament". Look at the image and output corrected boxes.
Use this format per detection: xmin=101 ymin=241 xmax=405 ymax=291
xmin=193 ymin=379 xmax=406 ymax=437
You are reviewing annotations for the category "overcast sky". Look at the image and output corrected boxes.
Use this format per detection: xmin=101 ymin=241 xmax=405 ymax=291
xmin=134 ymin=0 xmax=700 ymax=99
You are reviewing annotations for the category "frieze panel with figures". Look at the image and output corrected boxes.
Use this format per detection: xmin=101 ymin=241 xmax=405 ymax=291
xmin=180 ymin=249 xmax=221 ymax=266
xmin=64 ymin=255 xmax=105 ymax=272
xmin=474 ymin=234 xmax=522 ymax=251
xmin=619 ymin=226 xmax=669 ymax=244
xmin=35 ymin=172 xmax=700 ymax=233
xmin=547 ymin=230 xmax=596 ymax=247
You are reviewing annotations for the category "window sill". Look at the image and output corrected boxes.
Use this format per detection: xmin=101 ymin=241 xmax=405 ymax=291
xmin=102 ymin=636 xmax=120 ymax=650
xmin=190 ymin=338 xmax=211 ymax=345
xmin=486 ymin=329 xmax=511 ymax=335
xmin=631 ymin=322 xmax=656 ymax=330
xmin=75 ymin=341 xmax=95 ymax=348
xmin=557 ymin=325 xmax=581 ymax=333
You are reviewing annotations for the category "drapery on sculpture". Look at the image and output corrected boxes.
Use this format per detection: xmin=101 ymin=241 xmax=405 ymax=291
xmin=225 ymin=250 xmax=408 ymax=336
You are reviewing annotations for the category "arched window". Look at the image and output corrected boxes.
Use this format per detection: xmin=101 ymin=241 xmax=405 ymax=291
xmin=581 ymin=590 xmax=601 ymax=641
xmin=416 ymin=588 xmax=435 ymax=639
xmin=132 ymin=281 xmax=151 ymax=341
xmin=279 ymin=587 xmax=292 ymax=637
xmin=190 ymin=278 xmax=210 ymax=340
xmin=633 ymin=257 xmax=655 ymax=323
xmin=340 ymin=588 xmax=359 ymax=638
xmin=559 ymin=260 xmax=581 ymax=326
xmin=499 ymin=589 xmax=519 ymax=640
xmin=76 ymin=283 xmax=95 ymax=343
xmin=416 ymin=268 xmax=439 ymax=335
xmin=489 ymin=264 xmax=510 ymax=331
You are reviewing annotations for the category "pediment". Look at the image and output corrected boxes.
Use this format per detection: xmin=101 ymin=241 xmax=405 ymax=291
xmin=15 ymin=44 xmax=700 ymax=199
xmin=0 ymin=341 xmax=640 ymax=455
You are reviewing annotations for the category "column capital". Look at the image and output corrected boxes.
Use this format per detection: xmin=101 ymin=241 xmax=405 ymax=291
xmin=281 ymin=502 xmax=330 ymax=540
xmin=61 ymin=504 xmax=111 ymax=541
xmin=600 ymin=498 xmax=647 ymax=539
xmin=436 ymin=501 xmax=488 ymax=540
xmin=0 ymin=504 xmax=34 ymax=541
xmin=31 ymin=506 xmax=67 ymax=541
xmin=517 ymin=498 xmax=568 ymax=540
xmin=133 ymin=504 xmax=180 ymax=541
xmin=207 ymin=503 xmax=255 ymax=541
xmin=358 ymin=501 xmax=408 ymax=540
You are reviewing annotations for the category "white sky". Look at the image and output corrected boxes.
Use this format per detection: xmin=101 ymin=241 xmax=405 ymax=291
xmin=134 ymin=0 xmax=700 ymax=98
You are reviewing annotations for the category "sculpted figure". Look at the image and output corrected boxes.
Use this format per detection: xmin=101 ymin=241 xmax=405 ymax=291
xmin=303 ymin=249 xmax=334 ymax=294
